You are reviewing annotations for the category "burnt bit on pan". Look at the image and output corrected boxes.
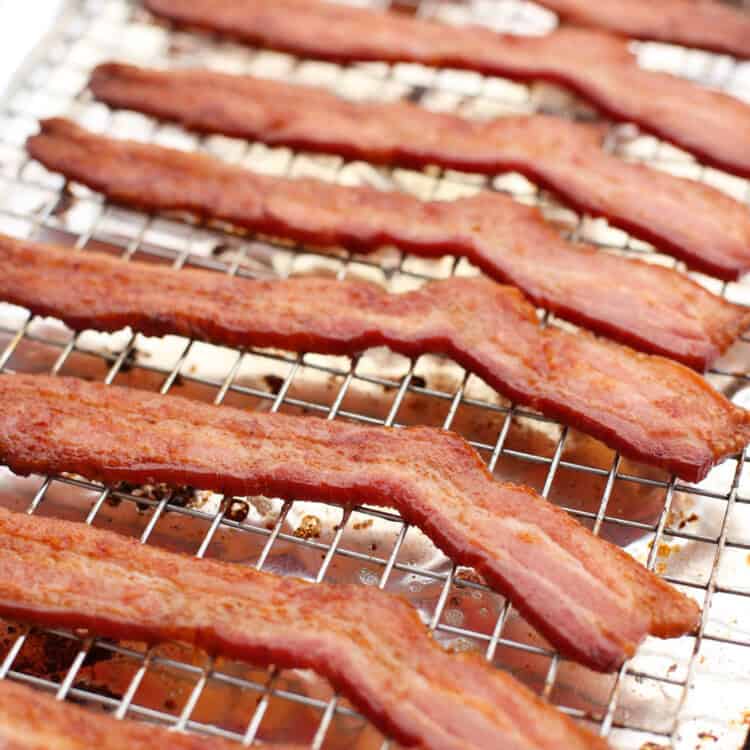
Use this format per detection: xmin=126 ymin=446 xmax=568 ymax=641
xmin=82 ymin=642 xmax=117 ymax=668
xmin=263 ymin=374 xmax=285 ymax=395
xmin=114 ymin=347 xmax=138 ymax=374
xmin=50 ymin=184 xmax=76 ymax=218
xmin=0 ymin=625 xmax=113 ymax=680
xmin=406 ymin=85 xmax=429 ymax=105
xmin=110 ymin=481 xmax=200 ymax=511
xmin=410 ymin=374 xmax=428 ymax=389
xmin=225 ymin=498 xmax=250 ymax=523
xmin=210 ymin=241 xmax=235 ymax=258
xmin=294 ymin=514 xmax=323 ymax=540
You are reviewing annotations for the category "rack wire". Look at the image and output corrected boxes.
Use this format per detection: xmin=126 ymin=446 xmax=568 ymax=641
xmin=0 ymin=0 xmax=750 ymax=748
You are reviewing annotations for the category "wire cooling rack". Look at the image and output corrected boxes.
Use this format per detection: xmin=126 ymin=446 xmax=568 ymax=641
xmin=1 ymin=1 xmax=750 ymax=748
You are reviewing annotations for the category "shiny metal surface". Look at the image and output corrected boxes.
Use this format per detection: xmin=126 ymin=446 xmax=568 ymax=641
xmin=0 ymin=1 xmax=749 ymax=748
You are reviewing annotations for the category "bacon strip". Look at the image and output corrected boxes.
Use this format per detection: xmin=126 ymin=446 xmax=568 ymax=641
xmin=0 ymin=679 xmax=278 ymax=750
xmin=89 ymin=62 xmax=750 ymax=282
xmin=144 ymin=0 xmax=750 ymax=180
xmin=24 ymin=119 xmax=750 ymax=368
xmin=535 ymin=0 xmax=750 ymax=59
xmin=0 ymin=508 xmax=610 ymax=750
xmin=2 ymin=236 xmax=749 ymax=481
xmin=0 ymin=375 xmax=700 ymax=674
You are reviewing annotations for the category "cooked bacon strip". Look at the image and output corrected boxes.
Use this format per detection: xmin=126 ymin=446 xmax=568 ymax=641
xmin=24 ymin=119 xmax=750 ymax=368
xmin=0 ymin=375 xmax=701 ymax=674
xmin=0 ymin=679 xmax=279 ymax=750
xmin=144 ymin=0 xmax=750 ymax=180
xmin=536 ymin=0 xmax=750 ymax=59
xmin=3 ymin=237 xmax=749 ymax=481
xmin=0 ymin=509 xmax=611 ymax=750
xmin=89 ymin=63 xmax=750 ymax=283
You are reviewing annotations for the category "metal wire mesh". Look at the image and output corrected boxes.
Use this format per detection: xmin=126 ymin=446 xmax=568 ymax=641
xmin=0 ymin=1 xmax=750 ymax=748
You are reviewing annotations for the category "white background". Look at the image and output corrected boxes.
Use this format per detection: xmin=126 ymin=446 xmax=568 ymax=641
xmin=0 ymin=0 xmax=64 ymax=95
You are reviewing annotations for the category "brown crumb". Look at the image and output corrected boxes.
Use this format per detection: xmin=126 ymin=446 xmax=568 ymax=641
xmin=210 ymin=242 xmax=236 ymax=257
xmin=353 ymin=519 xmax=374 ymax=531
xmin=263 ymin=374 xmax=284 ymax=394
xmin=294 ymin=515 xmax=322 ymax=540
xmin=225 ymin=499 xmax=249 ymax=523
xmin=112 ymin=481 xmax=197 ymax=512
xmin=697 ymin=732 xmax=717 ymax=742
xmin=640 ymin=743 xmax=669 ymax=750
xmin=657 ymin=543 xmax=673 ymax=558
xmin=680 ymin=512 xmax=699 ymax=529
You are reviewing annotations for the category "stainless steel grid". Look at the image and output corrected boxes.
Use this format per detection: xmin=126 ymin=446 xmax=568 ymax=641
xmin=1 ymin=1 xmax=750 ymax=748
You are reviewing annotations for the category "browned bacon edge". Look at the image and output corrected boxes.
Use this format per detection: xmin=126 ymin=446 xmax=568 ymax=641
xmin=89 ymin=61 xmax=750 ymax=283
xmin=24 ymin=118 xmax=750 ymax=370
xmin=143 ymin=0 xmax=750 ymax=180
xmin=0 ymin=679 xmax=281 ymax=750
xmin=1 ymin=233 xmax=749 ymax=483
xmin=0 ymin=506 xmax=609 ymax=750
xmin=0 ymin=375 xmax=701 ymax=675
xmin=536 ymin=0 xmax=750 ymax=60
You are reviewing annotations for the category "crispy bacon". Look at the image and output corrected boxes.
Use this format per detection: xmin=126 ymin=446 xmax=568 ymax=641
xmin=89 ymin=62 xmax=750 ymax=282
xmin=24 ymin=119 xmax=750 ymax=367
xmin=0 ymin=375 xmax=701 ymax=674
xmin=2 ymin=237 xmax=749 ymax=481
xmin=0 ymin=679 xmax=275 ymax=750
xmin=536 ymin=0 xmax=750 ymax=59
xmin=0 ymin=508 xmax=610 ymax=750
xmin=143 ymin=0 xmax=750 ymax=180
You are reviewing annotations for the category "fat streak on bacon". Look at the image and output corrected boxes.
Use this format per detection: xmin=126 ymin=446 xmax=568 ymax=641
xmin=2 ymin=236 xmax=749 ymax=480
xmin=25 ymin=118 xmax=750 ymax=368
xmin=535 ymin=0 xmax=750 ymax=59
xmin=0 ymin=507 xmax=610 ymax=750
xmin=0 ymin=375 xmax=701 ymax=673
xmin=0 ymin=679 xmax=284 ymax=750
xmin=143 ymin=0 xmax=750 ymax=179
xmin=89 ymin=62 xmax=750 ymax=282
